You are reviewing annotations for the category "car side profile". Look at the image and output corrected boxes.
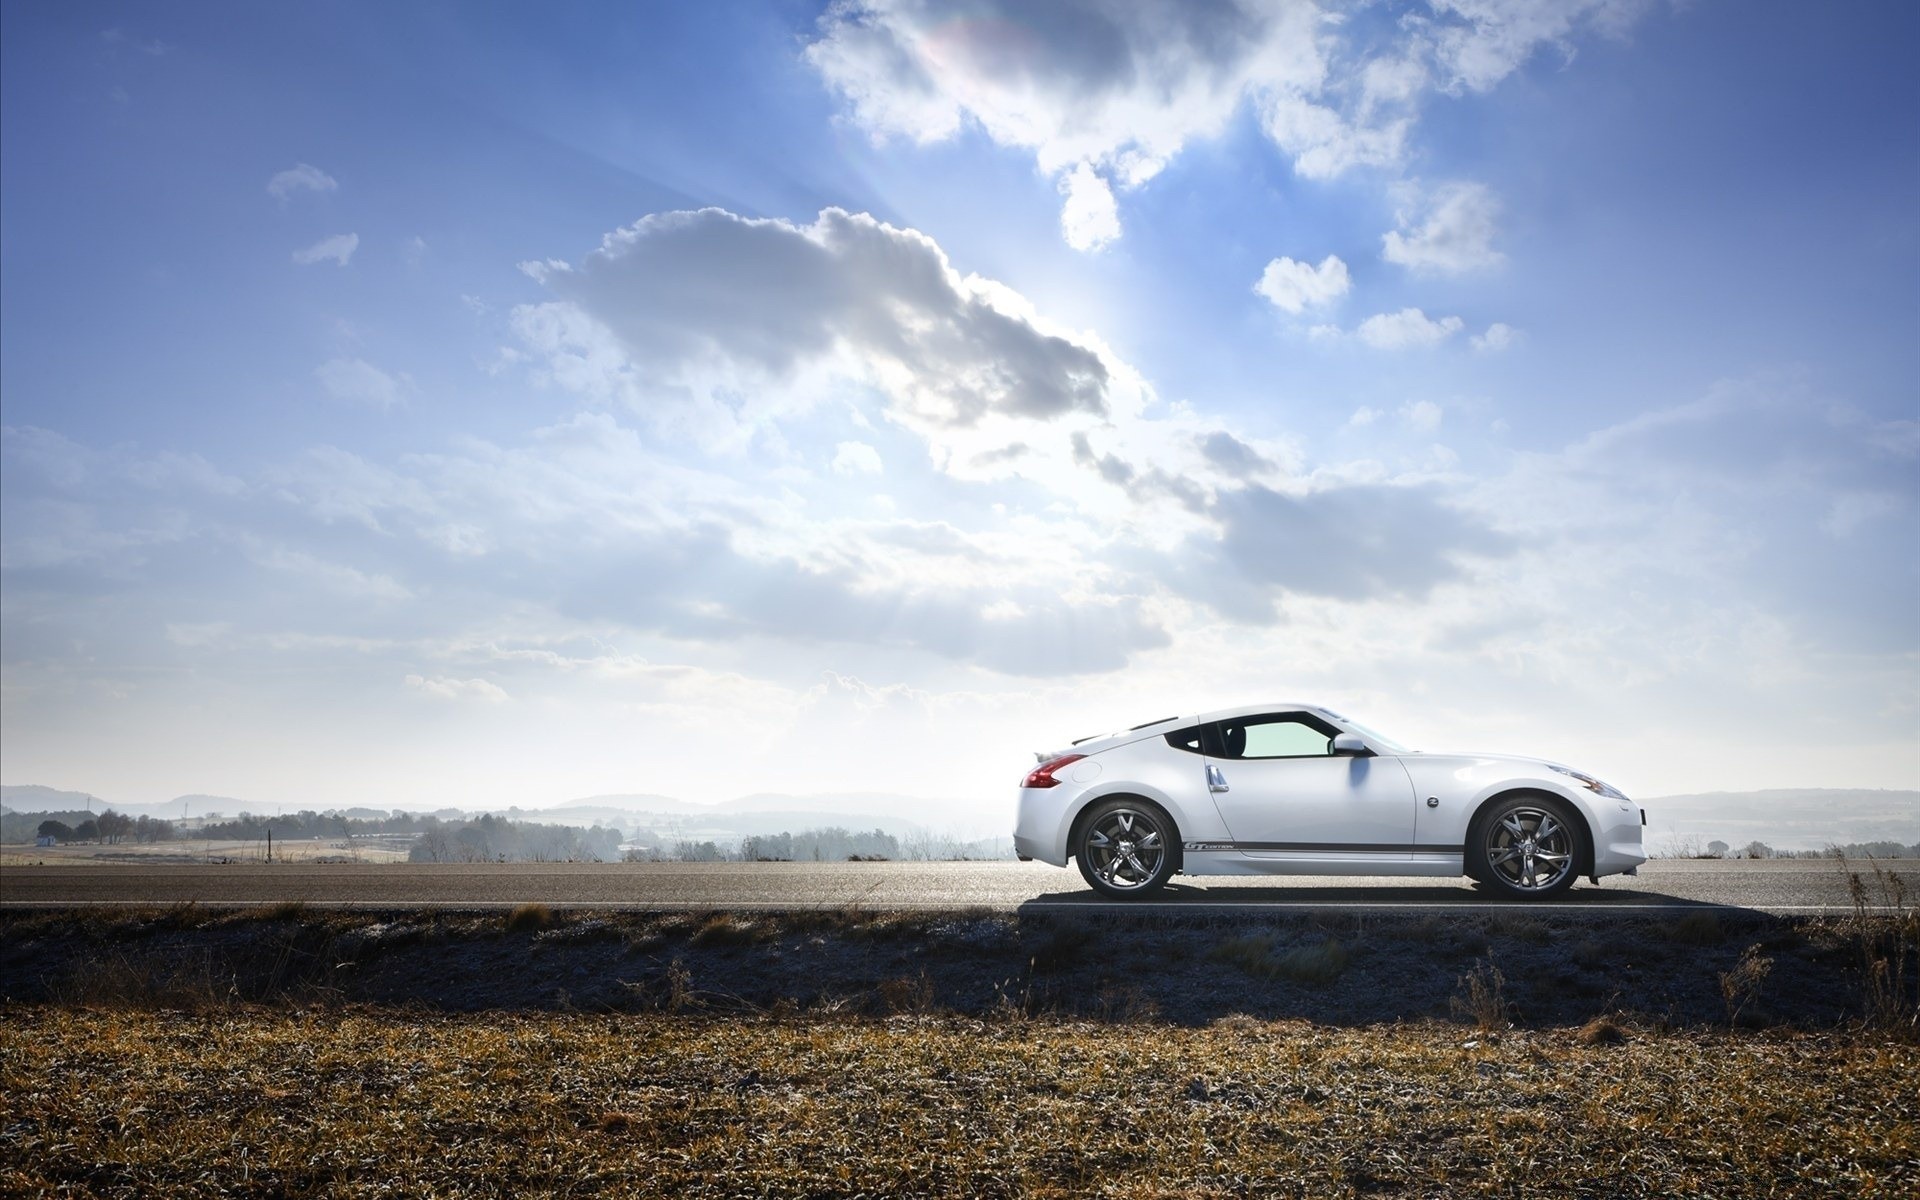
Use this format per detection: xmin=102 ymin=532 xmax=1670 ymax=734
xmin=1013 ymin=703 xmax=1647 ymax=900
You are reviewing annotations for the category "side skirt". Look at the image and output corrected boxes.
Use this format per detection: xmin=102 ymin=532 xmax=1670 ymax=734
xmin=1180 ymin=848 xmax=1465 ymax=878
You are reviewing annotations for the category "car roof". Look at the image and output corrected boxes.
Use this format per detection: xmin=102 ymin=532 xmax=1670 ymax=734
xmin=1050 ymin=702 xmax=1338 ymax=758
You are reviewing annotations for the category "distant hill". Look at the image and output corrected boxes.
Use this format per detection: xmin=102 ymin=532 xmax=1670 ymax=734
xmin=1 ymin=784 xmax=99 ymax=812
xmin=1640 ymin=788 xmax=1919 ymax=853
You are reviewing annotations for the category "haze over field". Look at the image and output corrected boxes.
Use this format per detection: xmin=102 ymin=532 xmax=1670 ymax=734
xmin=7 ymin=783 xmax=1915 ymax=854
xmin=2 ymin=3 xmax=1914 ymax=813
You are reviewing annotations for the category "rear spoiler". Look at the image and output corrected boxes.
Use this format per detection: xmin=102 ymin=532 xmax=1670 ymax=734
xmin=1045 ymin=716 xmax=1181 ymax=759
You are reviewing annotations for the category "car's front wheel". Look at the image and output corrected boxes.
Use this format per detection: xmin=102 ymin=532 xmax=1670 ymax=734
xmin=1074 ymin=799 xmax=1176 ymax=899
xmin=1469 ymin=795 xmax=1583 ymax=900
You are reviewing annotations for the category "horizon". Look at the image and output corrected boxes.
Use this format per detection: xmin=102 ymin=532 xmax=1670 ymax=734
xmin=3 ymin=3 xmax=1916 ymax=811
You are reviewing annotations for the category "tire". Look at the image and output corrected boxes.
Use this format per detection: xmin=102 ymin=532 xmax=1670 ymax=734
xmin=1468 ymin=794 xmax=1584 ymax=900
xmin=1074 ymin=798 xmax=1177 ymax=899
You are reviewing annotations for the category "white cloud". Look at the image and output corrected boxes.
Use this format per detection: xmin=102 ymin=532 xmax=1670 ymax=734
xmin=292 ymin=233 xmax=358 ymax=266
xmin=805 ymin=1 xmax=1663 ymax=246
xmin=1253 ymin=254 xmax=1350 ymax=314
xmin=1354 ymin=308 xmax=1465 ymax=349
xmin=1346 ymin=406 xmax=1382 ymax=428
xmin=1472 ymin=322 xmax=1518 ymax=352
xmin=805 ymin=0 xmax=1324 ymax=247
xmin=316 ymin=358 xmax=405 ymax=410
xmin=1382 ymin=181 xmax=1504 ymax=273
xmin=1258 ymin=93 xmax=1412 ymax=181
xmin=832 ymin=441 xmax=883 ymax=475
xmin=1427 ymin=0 xmax=1657 ymax=94
xmin=267 ymin=163 xmax=337 ymax=202
xmin=1058 ymin=162 xmax=1122 ymax=252
xmin=404 ymin=674 xmax=509 ymax=703
xmin=1401 ymin=400 xmax=1444 ymax=432
xmin=513 ymin=207 xmax=1118 ymax=444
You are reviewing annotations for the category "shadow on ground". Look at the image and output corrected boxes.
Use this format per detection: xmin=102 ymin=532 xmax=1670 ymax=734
xmin=2 ymin=900 xmax=1906 ymax=1032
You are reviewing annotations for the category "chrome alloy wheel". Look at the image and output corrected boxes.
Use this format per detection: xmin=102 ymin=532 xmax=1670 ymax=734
xmin=1082 ymin=807 xmax=1167 ymax=891
xmin=1483 ymin=805 xmax=1576 ymax=893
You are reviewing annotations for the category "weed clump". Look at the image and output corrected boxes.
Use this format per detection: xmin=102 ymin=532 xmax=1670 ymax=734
xmin=1451 ymin=955 xmax=1509 ymax=1032
xmin=505 ymin=903 xmax=553 ymax=932
xmin=1843 ymin=857 xmax=1917 ymax=1039
xmin=1577 ymin=1016 xmax=1627 ymax=1045
xmin=689 ymin=914 xmax=766 ymax=947
xmin=1720 ymin=944 xmax=1773 ymax=1029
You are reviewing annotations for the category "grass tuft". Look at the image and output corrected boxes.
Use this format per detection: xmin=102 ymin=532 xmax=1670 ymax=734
xmin=1577 ymin=1016 xmax=1628 ymax=1045
xmin=1451 ymin=955 xmax=1509 ymax=1032
xmin=689 ymin=914 xmax=766 ymax=947
xmin=505 ymin=903 xmax=553 ymax=932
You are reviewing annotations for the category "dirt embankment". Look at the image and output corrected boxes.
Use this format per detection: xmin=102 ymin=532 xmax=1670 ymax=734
xmin=2 ymin=903 xmax=1911 ymax=1031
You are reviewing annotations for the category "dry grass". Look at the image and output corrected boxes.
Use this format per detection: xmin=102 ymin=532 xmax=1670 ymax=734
xmin=1 ymin=1007 xmax=1914 ymax=1198
xmin=505 ymin=902 xmax=554 ymax=932
xmin=1451 ymin=955 xmax=1510 ymax=1033
xmin=1845 ymin=858 xmax=1918 ymax=1039
xmin=1206 ymin=934 xmax=1351 ymax=985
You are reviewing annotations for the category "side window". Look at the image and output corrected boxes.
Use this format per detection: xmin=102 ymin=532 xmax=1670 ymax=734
xmin=1209 ymin=713 xmax=1338 ymax=760
xmin=1163 ymin=727 xmax=1206 ymax=755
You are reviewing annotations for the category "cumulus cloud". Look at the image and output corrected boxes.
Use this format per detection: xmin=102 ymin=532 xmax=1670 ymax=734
xmin=805 ymin=0 xmax=1323 ymax=247
xmin=1382 ymin=181 xmax=1503 ymax=273
xmin=292 ymin=233 xmax=358 ymax=266
xmin=405 ymin=674 xmax=509 ymax=703
xmin=1472 ymin=322 xmax=1518 ymax=352
xmin=806 ymin=0 xmax=1663 ymax=245
xmin=1196 ymin=430 xmax=1274 ymax=478
xmin=832 ymin=441 xmax=883 ymax=474
xmin=1058 ymin=162 xmax=1122 ymax=251
xmin=514 ymin=207 xmax=1112 ymax=436
xmin=1174 ymin=482 xmax=1512 ymax=619
xmin=1254 ymin=253 xmax=1350 ymax=314
xmin=267 ymin=163 xmax=337 ymax=202
xmin=316 ymin=358 xmax=405 ymax=410
xmin=1355 ymin=308 xmax=1465 ymax=349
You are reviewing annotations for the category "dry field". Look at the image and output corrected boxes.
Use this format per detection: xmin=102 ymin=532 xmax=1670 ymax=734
xmin=0 ymin=838 xmax=411 ymax=868
xmin=1 ymin=883 xmax=1913 ymax=1198
xmin=2 ymin=1006 xmax=1915 ymax=1199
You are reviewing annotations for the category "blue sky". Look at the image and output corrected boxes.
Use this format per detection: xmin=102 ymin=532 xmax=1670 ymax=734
xmin=3 ymin=1 xmax=1915 ymax=819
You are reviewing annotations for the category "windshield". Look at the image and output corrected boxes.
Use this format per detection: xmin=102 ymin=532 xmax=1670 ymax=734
xmin=1321 ymin=711 xmax=1414 ymax=755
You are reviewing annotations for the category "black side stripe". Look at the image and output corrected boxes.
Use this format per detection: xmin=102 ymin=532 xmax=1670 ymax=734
xmin=1184 ymin=841 xmax=1465 ymax=854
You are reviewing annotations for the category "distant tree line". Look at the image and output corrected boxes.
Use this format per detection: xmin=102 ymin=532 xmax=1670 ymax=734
xmin=23 ymin=810 xmax=172 ymax=845
xmin=7 ymin=807 xmax=620 ymax=863
xmin=624 ymin=827 xmax=1015 ymax=863
xmin=408 ymin=813 xmax=623 ymax=863
xmin=1664 ymin=836 xmax=1919 ymax=860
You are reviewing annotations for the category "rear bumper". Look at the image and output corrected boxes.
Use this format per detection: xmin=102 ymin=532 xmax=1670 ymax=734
xmin=1013 ymin=787 xmax=1077 ymax=867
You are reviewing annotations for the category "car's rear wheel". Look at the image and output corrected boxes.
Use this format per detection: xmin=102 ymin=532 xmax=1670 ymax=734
xmin=1469 ymin=795 xmax=1583 ymax=900
xmin=1074 ymin=799 xmax=1176 ymax=899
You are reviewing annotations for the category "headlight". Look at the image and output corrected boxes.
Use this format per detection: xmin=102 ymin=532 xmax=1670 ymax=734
xmin=1549 ymin=764 xmax=1627 ymax=800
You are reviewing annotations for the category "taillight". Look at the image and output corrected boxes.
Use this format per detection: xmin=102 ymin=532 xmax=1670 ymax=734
xmin=1022 ymin=753 xmax=1085 ymax=789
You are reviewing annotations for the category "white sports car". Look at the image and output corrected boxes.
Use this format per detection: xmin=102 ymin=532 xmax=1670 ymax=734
xmin=1013 ymin=703 xmax=1647 ymax=900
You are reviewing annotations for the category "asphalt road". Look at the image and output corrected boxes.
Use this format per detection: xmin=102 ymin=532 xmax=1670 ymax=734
xmin=0 ymin=858 xmax=1894 ymax=913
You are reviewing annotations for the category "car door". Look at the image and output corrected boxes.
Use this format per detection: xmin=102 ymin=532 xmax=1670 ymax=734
xmin=1201 ymin=712 xmax=1419 ymax=857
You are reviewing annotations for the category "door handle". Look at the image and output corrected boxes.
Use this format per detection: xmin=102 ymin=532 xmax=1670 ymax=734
xmin=1206 ymin=765 xmax=1229 ymax=793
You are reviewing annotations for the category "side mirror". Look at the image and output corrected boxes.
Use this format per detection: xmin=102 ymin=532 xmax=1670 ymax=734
xmin=1330 ymin=733 xmax=1372 ymax=757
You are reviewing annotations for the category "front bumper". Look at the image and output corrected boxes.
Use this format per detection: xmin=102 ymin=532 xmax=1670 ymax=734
xmin=1592 ymin=802 xmax=1649 ymax=877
